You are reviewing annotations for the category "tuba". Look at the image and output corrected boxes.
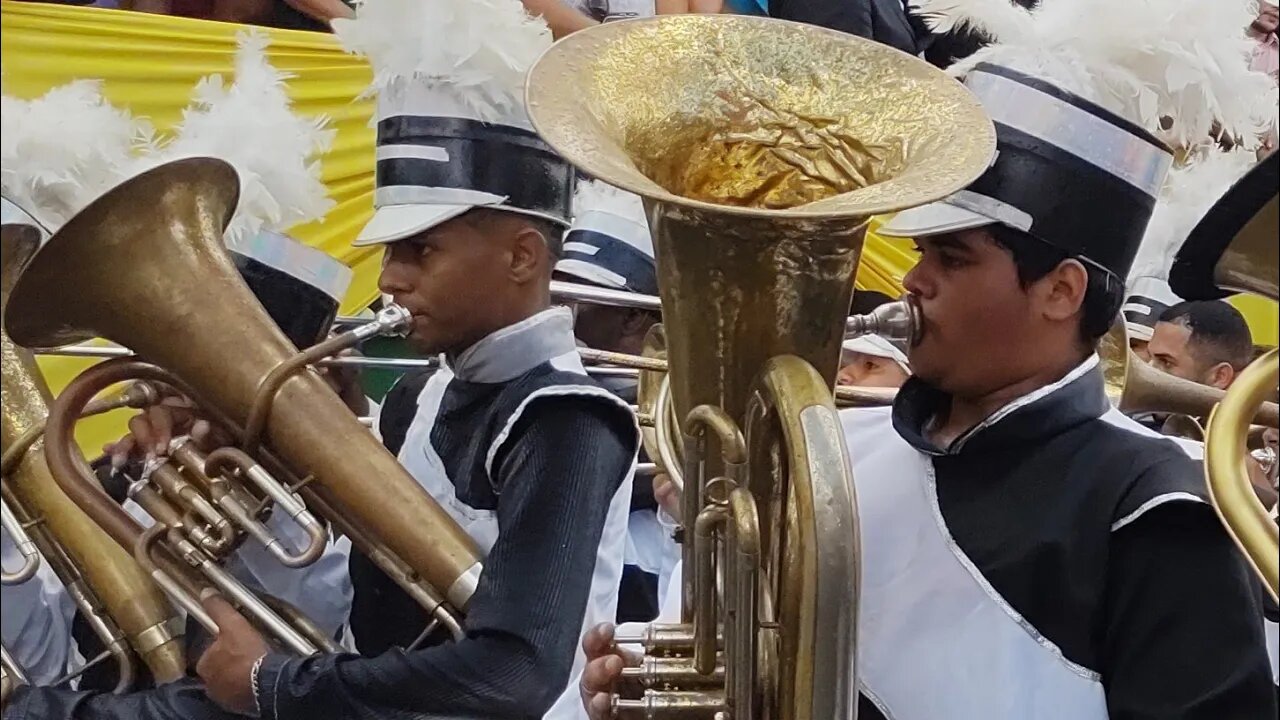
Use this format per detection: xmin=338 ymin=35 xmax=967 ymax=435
xmin=1169 ymin=151 xmax=1279 ymax=600
xmin=527 ymin=15 xmax=996 ymax=719
xmin=1 ymin=222 xmax=186 ymax=694
xmin=2 ymin=158 xmax=483 ymax=649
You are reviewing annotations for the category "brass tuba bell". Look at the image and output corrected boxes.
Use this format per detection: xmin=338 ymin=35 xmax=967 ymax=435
xmin=3 ymin=158 xmax=484 ymax=640
xmin=1170 ymin=151 xmax=1279 ymax=600
xmin=1 ymin=221 xmax=186 ymax=690
xmin=527 ymin=15 xmax=996 ymax=719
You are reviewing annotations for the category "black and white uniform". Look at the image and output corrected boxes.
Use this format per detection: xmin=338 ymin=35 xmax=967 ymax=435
xmin=342 ymin=306 xmax=638 ymax=719
xmin=651 ymin=356 xmax=1273 ymax=718
xmin=845 ymin=355 xmax=1274 ymax=719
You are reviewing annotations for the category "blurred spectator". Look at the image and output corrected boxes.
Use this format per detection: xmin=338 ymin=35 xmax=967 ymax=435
xmin=117 ymin=0 xmax=352 ymax=29
xmin=1250 ymin=1 xmax=1279 ymax=79
xmin=1148 ymin=300 xmax=1254 ymax=391
xmin=767 ymin=0 xmax=928 ymax=55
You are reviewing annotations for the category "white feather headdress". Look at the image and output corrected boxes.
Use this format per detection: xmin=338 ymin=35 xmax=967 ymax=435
xmin=138 ymin=30 xmax=336 ymax=246
xmin=1128 ymin=147 xmax=1258 ymax=285
xmin=1 ymin=80 xmax=148 ymax=230
xmin=332 ymin=0 xmax=553 ymax=125
xmin=910 ymin=0 xmax=1278 ymax=150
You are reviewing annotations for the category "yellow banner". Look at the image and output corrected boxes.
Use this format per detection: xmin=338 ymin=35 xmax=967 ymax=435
xmin=15 ymin=3 xmax=1268 ymax=453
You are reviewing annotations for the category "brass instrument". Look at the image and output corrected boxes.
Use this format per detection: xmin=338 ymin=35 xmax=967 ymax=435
xmin=3 ymin=158 xmax=483 ymax=651
xmin=1 ymin=222 xmax=187 ymax=693
xmin=1169 ymin=151 xmax=1278 ymax=600
xmin=527 ymin=15 xmax=996 ymax=719
xmin=1098 ymin=321 xmax=1280 ymax=428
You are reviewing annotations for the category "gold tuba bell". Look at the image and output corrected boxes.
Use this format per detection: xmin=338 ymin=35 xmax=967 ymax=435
xmin=2 ymin=158 xmax=484 ymax=647
xmin=2 ymin=221 xmax=186 ymax=693
xmin=527 ymin=15 xmax=996 ymax=719
xmin=1169 ymin=151 xmax=1279 ymax=600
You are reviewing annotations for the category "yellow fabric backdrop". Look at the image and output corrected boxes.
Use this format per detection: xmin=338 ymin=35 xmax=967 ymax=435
xmin=2 ymin=1 xmax=916 ymax=453
xmin=8 ymin=2 xmax=1267 ymax=454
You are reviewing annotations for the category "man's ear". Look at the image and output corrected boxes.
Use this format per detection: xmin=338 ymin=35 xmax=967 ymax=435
xmin=509 ymin=224 xmax=549 ymax=282
xmin=1206 ymin=361 xmax=1236 ymax=390
xmin=1038 ymin=258 xmax=1089 ymax=323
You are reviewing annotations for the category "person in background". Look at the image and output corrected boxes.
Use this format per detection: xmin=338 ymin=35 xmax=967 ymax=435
xmin=837 ymin=333 xmax=910 ymax=388
xmin=554 ymin=178 xmax=675 ymax=624
xmin=1147 ymin=300 xmax=1254 ymax=391
xmin=1122 ymin=277 xmax=1184 ymax=362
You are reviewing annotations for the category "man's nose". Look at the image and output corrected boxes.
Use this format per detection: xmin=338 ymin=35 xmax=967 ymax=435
xmin=902 ymin=263 xmax=934 ymax=299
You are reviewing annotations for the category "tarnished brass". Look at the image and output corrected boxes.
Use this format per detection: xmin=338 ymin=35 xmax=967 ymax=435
xmin=1098 ymin=321 xmax=1279 ymax=427
xmin=527 ymin=15 xmax=996 ymax=719
xmin=3 ymin=159 xmax=485 ymax=640
xmin=1 ymin=223 xmax=186 ymax=685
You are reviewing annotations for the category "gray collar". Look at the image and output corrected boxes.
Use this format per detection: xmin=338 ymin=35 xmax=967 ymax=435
xmin=447 ymin=307 xmax=578 ymax=383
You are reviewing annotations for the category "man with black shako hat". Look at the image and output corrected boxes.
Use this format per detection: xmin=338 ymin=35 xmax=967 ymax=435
xmin=1 ymin=3 xmax=637 ymax=720
xmin=580 ymin=1 xmax=1276 ymax=717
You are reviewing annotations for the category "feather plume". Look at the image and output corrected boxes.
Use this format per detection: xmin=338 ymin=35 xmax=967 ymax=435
xmin=138 ymin=30 xmax=335 ymax=247
xmin=332 ymin=0 xmax=553 ymax=125
xmin=913 ymin=0 xmax=1276 ymax=150
xmin=572 ymin=179 xmax=648 ymax=228
xmin=1 ymin=80 xmax=148 ymax=230
xmin=1128 ymin=147 xmax=1257 ymax=284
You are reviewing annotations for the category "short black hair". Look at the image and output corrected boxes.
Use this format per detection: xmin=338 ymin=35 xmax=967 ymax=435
xmin=463 ymin=208 xmax=566 ymax=259
xmin=987 ymin=224 xmax=1124 ymax=349
xmin=1159 ymin=300 xmax=1254 ymax=371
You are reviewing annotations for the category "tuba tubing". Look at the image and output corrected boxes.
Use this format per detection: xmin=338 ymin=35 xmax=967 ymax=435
xmin=7 ymin=158 xmax=485 ymax=616
xmin=2 ymin=225 xmax=187 ymax=685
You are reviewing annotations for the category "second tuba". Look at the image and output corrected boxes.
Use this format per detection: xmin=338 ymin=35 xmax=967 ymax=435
xmin=527 ymin=15 xmax=996 ymax=719
xmin=2 ymin=221 xmax=186 ymax=691
xmin=2 ymin=158 xmax=484 ymax=645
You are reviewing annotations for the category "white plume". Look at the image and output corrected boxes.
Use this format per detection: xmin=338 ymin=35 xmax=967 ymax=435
xmin=139 ymin=30 xmax=335 ymax=247
xmin=332 ymin=0 xmax=553 ymax=124
xmin=1 ymin=80 xmax=148 ymax=230
xmin=913 ymin=0 xmax=1276 ymax=149
xmin=572 ymin=179 xmax=648 ymax=227
xmin=1128 ymin=147 xmax=1258 ymax=284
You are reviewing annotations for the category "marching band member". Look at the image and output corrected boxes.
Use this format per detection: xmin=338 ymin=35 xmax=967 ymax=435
xmin=554 ymin=179 xmax=675 ymax=623
xmin=837 ymin=333 xmax=911 ymax=388
xmin=581 ymin=1 xmax=1277 ymax=717
xmin=6 ymin=3 xmax=638 ymax=717
xmin=1122 ymin=277 xmax=1183 ymax=363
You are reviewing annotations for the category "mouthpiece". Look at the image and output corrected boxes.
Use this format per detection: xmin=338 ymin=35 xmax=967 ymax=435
xmin=845 ymin=295 xmax=921 ymax=347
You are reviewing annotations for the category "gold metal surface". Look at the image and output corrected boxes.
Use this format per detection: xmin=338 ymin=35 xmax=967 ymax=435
xmin=528 ymin=16 xmax=995 ymax=719
xmin=1 ymin=224 xmax=186 ymax=684
xmin=1205 ymin=349 xmax=1280 ymax=601
xmin=3 ymin=158 xmax=483 ymax=637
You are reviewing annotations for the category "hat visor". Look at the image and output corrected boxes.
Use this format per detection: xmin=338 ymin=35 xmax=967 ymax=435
xmin=353 ymin=203 xmax=473 ymax=247
xmin=553 ymin=259 xmax=628 ymax=291
xmin=878 ymin=200 xmax=998 ymax=238
xmin=1125 ymin=323 xmax=1155 ymax=342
